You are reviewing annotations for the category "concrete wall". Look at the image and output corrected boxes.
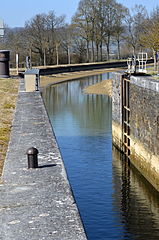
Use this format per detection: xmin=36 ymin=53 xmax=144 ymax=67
xmin=112 ymin=72 xmax=159 ymax=192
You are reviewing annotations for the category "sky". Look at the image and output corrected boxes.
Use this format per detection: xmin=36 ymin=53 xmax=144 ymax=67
xmin=0 ymin=0 xmax=159 ymax=28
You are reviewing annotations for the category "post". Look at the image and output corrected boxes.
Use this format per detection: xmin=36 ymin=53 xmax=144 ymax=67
xmin=16 ymin=53 xmax=19 ymax=75
xmin=0 ymin=19 xmax=4 ymax=38
xmin=0 ymin=50 xmax=10 ymax=78
xmin=26 ymin=56 xmax=31 ymax=69
xmin=26 ymin=147 xmax=39 ymax=169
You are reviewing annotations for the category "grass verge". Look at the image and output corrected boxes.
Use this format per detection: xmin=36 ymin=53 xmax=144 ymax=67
xmin=0 ymin=78 xmax=19 ymax=176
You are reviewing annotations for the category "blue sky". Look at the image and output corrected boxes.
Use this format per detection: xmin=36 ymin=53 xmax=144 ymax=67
xmin=0 ymin=0 xmax=158 ymax=28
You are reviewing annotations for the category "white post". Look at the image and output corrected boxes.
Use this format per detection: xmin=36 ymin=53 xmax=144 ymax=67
xmin=16 ymin=53 xmax=19 ymax=75
xmin=0 ymin=19 xmax=4 ymax=38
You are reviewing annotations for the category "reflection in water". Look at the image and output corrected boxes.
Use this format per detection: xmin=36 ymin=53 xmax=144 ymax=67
xmin=113 ymin=147 xmax=159 ymax=240
xmin=43 ymin=74 xmax=112 ymax=137
xmin=42 ymin=73 xmax=159 ymax=240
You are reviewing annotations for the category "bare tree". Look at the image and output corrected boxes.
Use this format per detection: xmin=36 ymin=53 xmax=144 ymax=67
xmin=2 ymin=2 xmax=156 ymax=66
xmin=71 ymin=26 xmax=87 ymax=63
xmin=46 ymin=11 xmax=65 ymax=64
xmin=72 ymin=0 xmax=126 ymax=61
xmin=72 ymin=0 xmax=96 ymax=62
xmin=1 ymin=27 xmax=27 ymax=67
xmin=125 ymin=5 xmax=148 ymax=55
xmin=140 ymin=8 xmax=159 ymax=70
xmin=112 ymin=4 xmax=128 ymax=59
xmin=25 ymin=14 xmax=47 ymax=65
xmin=102 ymin=0 xmax=119 ymax=60
xmin=60 ymin=24 xmax=74 ymax=64
xmin=25 ymin=11 xmax=65 ymax=66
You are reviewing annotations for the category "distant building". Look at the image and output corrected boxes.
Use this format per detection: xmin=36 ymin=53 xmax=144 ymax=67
xmin=0 ymin=19 xmax=4 ymax=38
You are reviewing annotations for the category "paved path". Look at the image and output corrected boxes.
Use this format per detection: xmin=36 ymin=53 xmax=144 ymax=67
xmin=0 ymin=79 xmax=87 ymax=240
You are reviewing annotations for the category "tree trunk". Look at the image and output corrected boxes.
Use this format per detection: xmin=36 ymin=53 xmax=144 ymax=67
xmin=158 ymin=52 xmax=159 ymax=74
xmin=39 ymin=51 xmax=43 ymax=66
xmin=68 ymin=45 xmax=71 ymax=64
xmin=106 ymin=37 xmax=110 ymax=61
xmin=29 ymin=48 xmax=32 ymax=68
xmin=96 ymin=44 xmax=99 ymax=62
xmin=153 ymin=50 xmax=157 ymax=71
xmin=56 ymin=45 xmax=59 ymax=65
xmin=86 ymin=40 xmax=89 ymax=62
xmin=100 ymin=41 xmax=103 ymax=61
xmin=132 ymin=45 xmax=136 ymax=56
xmin=117 ymin=39 xmax=120 ymax=60
xmin=91 ymin=40 xmax=95 ymax=62
xmin=43 ymin=49 xmax=46 ymax=66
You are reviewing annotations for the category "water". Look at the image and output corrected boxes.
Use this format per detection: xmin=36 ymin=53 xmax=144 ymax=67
xmin=42 ymin=73 xmax=159 ymax=240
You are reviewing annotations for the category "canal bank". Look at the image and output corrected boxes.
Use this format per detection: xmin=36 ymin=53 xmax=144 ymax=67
xmin=40 ymin=68 xmax=117 ymax=88
xmin=0 ymin=79 xmax=87 ymax=239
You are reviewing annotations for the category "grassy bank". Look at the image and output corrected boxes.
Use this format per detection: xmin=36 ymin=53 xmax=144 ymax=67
xmin=0 ymin=78 xmax=19 ymax=175
xmin=83 ymin=79 xmax=112 ymax=97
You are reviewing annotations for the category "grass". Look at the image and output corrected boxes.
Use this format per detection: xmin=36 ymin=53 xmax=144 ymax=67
xmin=0 ymin=78 xmax=19 ymax=176
xmin=84 ymin=79 xmax=112 ymax=97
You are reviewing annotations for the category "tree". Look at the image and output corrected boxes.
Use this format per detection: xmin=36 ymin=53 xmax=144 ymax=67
xmin=102 ymin=0 xmax=120 ymax=60
xmin=45 ymin=11 xmax=65 ymax=65
xmin=25 ymin=11 xmax=65 ymax=66
xmin=0 ymin=27 xmax=27 ymax=67
xmin=60 ymin=24 xmax=74 ymax=64
xmin=72 ymin=0 xmax=95 ymax=62
xmin=25 ymin=14 xmax=47 ymax=65
xmin=125 ymin=5 xmax=148 ymax=55
xmin=112 ymin=4 xmax=128 ymax=59
xmin=140 ymin=9 xmax=159 ymax=70
xmin=72 ymin=32 xmax=87 ymax=63
xmin=72 ymin=0 xmax=127 ymax=61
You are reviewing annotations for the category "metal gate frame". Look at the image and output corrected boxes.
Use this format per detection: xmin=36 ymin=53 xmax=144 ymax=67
xmin=122 ymin=76 xmax=130 ymax=159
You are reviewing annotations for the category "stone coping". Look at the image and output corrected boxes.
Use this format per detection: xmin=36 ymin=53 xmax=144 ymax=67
xmin=131 ymin=75 xmax=159 ymax=92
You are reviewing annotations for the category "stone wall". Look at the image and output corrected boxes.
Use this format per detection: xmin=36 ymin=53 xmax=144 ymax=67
xmin=112 ymin=72 xmax=123 ymax=151
xmin=130 ymin=79 xmax=159 ymax=154
xmin=112 ymin=72 xmax=159 ymax=192
xmin=130 ymin=76 xmax=159 ymax=191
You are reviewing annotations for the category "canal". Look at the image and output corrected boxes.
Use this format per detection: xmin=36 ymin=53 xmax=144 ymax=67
xmin=42 ymin=73 xmax=159 ymax=240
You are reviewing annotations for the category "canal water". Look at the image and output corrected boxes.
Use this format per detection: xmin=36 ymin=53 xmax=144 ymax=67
xmin=42 ymin=73 xmax=159 ymax=240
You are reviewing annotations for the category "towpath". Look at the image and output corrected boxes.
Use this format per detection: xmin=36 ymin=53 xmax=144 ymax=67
xmin=0 ymin=79 xmax=87 ymax=240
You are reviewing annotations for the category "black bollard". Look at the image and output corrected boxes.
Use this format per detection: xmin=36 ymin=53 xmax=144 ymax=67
xmin=0 ymin=50 xmax=10 ymax=78
xmin=26 ymin=147 xmax=39 ymax=169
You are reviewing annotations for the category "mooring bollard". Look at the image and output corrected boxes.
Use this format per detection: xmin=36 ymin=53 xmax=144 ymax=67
xmin=26 ymin=147 xmax=39 ymax=169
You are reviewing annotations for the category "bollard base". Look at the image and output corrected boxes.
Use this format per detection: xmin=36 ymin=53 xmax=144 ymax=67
xmin=0 ymin=74 xmax=10 ymax=78
xmin=28 ymin=156 xmax=38 ymax=169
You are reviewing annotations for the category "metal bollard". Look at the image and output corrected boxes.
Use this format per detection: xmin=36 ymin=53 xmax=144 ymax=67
xmin=26 ymin=147 xmax=39 ymax=169
xmin=0 ymin=50 xmax=10 ymax=78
